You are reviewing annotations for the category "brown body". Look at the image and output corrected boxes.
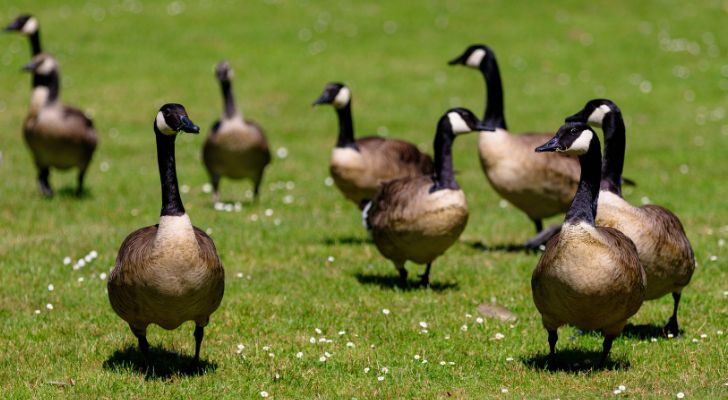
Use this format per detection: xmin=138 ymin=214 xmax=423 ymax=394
xmin=24 ymin=90 xmax=97 ymax=173
xmin=532 ymin=222 xmax=646 ymax=335
xmin=596 ymin=191 xmax=695 ymax=300
xmin=479 ymin=129 xmax=579 ymax=220
xmin=367 ymin=175 xmax=468 ymax=266
xmin=331 ymin=137 xmax=433 ymax=208
xmin=108 ymin=214 xmax=225 ymax=336
xmin=203 ymin=116 xmax=271 ymax=185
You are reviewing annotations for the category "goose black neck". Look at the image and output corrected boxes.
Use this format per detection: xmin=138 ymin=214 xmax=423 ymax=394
xmin=33 ymin=70 xmax=60 ymax=103
xmin=335 ymin=103 xmax=357 ymax=149
xmin=479 ymin=58 xmax=507 ymax=130
xmin=600 ymin=111 xmax=626 ymax=195
xmin=431 ymin=119 xmax=458 ymax=192
xmin=154 ymin=125 xmax=185 ymax=216
xmin=219 ymin=80 xmax=238 ymax=119
xmin=565 ymin=139 xmax=602 ymax=225
xmin=29 ymin=31 xmax=41 ymax=56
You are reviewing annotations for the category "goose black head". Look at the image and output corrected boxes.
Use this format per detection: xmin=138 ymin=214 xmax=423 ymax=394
xmin=565 ymin=99 xmax=620 ymax=127
xmin=313 ymin=82 xmax=350 ymax=109
xmin=215 ymin=61 xmax=233 ymax=82
xmin=155 ymin=103 xmax=200 ymax=136
xmin=442 ymin=107 xmax=492 ymax=135
xmin=536 ymin=122 xmax=596 ymax=156
xmin=4 ymin=14 xmax=37 ymax=35
xmin=22 ymin=53 xmax=56 ymax=75
xmin=448 ymin=44 xmax=493 ymax=69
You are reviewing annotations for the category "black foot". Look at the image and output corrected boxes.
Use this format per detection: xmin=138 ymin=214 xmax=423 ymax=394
xmin=38 ymin=168 xmax=53 ymax=197
xmin=418 ymin=273 xmax=430 ymax=288
xmin=600 ymin=335 xmax=615 ymax=366
xmin=663 ymin=317 xmax=679 ymax=337
xmin=548 ymin=330 xmax=558 ymax=355
xmin=193 ymin=325 xmax=204 ymax=366
xmin=396 ymin=266 xmax=408 ymax=287
xmin=135 ymin=334 xmax=150 ymax=358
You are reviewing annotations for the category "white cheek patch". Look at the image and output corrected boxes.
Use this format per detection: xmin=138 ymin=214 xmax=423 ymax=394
xmin=156 ymin=111 xmax=176 ymax=135
xmin=447 ymin=112 xmax=470 ymax=134
xmin=332 ymin=87 xmax=351 ymax=109
xmin=587 ymin=104 xmax=611 ymax=126
xmin=565 ymin=130 xmax=593 ymax=155
xmin=22 ymin=17 xmax=38 ymax=35
xmin=36 ymin=58 xmax=56 ymax=75
xmin=465 ymin=48 xmax=486 ymax=68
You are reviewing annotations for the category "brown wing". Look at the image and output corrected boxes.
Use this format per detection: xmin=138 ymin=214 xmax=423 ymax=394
xmin=597 ymin=226 xmax=646 ymax=287
xmin=367 ymin=175 xmax=432 ymax=229
xmin=109 ymin=226 xmax=158 ymax=282
xmin=245 ymin=119 xmax=272 ymax=166
xmin=640 ymin=205 xmax=695 ymax=285
xmin=357 ymin=136 xmax=433 ymax=177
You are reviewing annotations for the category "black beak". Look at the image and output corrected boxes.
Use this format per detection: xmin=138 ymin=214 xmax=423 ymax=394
xmin=21 ymin=61 xmax=36 ymax=72
xmin=4 ymin=21 xmax=20 ymax=32
xmin=312 ymin=91 xmax=334 ymax=106
xmin=179 ymin=115 xmax=200 ymax=134
xmin=448 ymin=52 xmax=467 ymax=66
xmin=564 ymin=111 xmax=586 ymax=123
xmin=535 ymin=136 xmax=562 ymax=152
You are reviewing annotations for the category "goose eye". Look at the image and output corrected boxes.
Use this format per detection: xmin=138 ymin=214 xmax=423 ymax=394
xmin=570 ymin=128 xmax=577 ymax=133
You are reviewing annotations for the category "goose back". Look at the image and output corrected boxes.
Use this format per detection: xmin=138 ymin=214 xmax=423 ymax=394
xmin=203 ymin=116 xmax=271 ymax=180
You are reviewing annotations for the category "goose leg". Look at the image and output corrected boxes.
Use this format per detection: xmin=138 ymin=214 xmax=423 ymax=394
xmin=394 ymin=261 xmax=408 ymax=286
xmin=548 ymin=330 xmax=558 ymax=355
xmin=663 ymin=292 xmax=681 ymax=337
xmin=211 ymin=174 xmax=220 ymax=203
xmin=419 ymin=263 xmax=432 ymax=288
xmin=134 ymin=333 xmax=149 ymax=358
xmin=76 ymin=166 xmax=88 ymax=196
xmin=532 ymin=218 xmax=543 ymax=233
xmin=193 ymin=325 xmax=204 ymax=365
xmin=38 ymin=167 xmax=53 ymax=197
xmin=253 ymin=171 xmax=265 ymax=202
xmin=600 ymin=335 xmax=616 ymax=366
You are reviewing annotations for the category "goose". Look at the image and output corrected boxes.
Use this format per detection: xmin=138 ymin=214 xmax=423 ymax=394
xmin=22 ymin=53 xmax=98 ymax=196
xmin=531 ymin=122 xmax=645 ymax=364
xmin=108 ymin=104 xmax=225 ymax=365
xmin=202 ymin=61 xmax=271 ymax=203
xmin=365 ymin=108 xmax=490 ymax=286
xmin=566 ymin=99 xmax=695 ymax=336
xmin=448 ymin=44 xmax=581 ymax=245
xmin=5 ymin=14 xmax=42 ymax=87
xmin=313 ymin=82 xmax=434 ymax=209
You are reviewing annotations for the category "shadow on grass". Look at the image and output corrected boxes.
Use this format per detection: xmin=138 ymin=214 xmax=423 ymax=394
xmin=354 ymin=272 xmax=458 ymax=292
xmin=522 ymin=349 xmax=629 ymax=373
xmin=622 ymin=323 xmax=675 ymax=339
xmin=467 ymin=240 xmax=536 ymax=254
xmin=56 ymin=187 xmax=92 ymax=199
xmin=322 ymin=236 xmax=372 ymax=246
xmin=103 ymin=345 xmax=217 ymax=380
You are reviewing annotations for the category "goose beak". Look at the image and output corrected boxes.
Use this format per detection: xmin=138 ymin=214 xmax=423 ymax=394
xmin=448 ymin=53 xmax=467 ymax=66
xmin=4 ymin=21 xmax=20 ymax=32
xmin=564 ymin=111 xmax=585 ymax=123
xmin=21 ymin=61 xmax=36 ymax=72
xmin=535 ymin=136 xmax=562 ymax=152
xmin=312 ymin=92 xmax=333 ymax=106
xmin=179 ymin=115 xmax=200 ymax=134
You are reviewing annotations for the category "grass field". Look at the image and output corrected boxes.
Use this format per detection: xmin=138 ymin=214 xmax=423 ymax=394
xmin=1 ymin=0 xmax=727 ymax=398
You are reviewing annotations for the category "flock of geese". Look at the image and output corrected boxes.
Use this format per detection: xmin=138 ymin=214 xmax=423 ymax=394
xmin=6 ymin=14 xmax=695 ymax=367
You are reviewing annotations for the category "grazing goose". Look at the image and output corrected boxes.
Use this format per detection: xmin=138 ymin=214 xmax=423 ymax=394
xmin=5 ymin=14 xmax=42 ymax=87
xmin=531 ymin=122 xmax=645 ymax=364
xmin=108 ymin=104 xmax=225 ymax=365
xmin=313 ymin=82 xmax=434 ymax=209
xmin=448 ymin=44 xmax=581 ymax=245
xmin=203 ymin=61 xmax=271 ymax=203
xmin=365 ymin=108 xmax=490 ymax=286
xmin=566 ymin=99 xmax=695 ymax=336
xmin=22 ymin=53 xmax=98 ymax=196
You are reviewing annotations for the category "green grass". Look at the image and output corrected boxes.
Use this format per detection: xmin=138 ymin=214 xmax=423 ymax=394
xmin=1 ymin=0 xmax=727 ymax=398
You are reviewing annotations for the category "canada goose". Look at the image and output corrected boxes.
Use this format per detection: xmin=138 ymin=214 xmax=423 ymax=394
xmin=531 ymin=122 xmax=645 ymax=364
xmin=448 ymin=44 xmax=581 ymax=245
xmin=202 ymin=61 xmax=271 ymax=203
xmin=22 ymin=53 xmax=98 ymax=197
xmin=313 ymin=82 xmax=434 ymax=209
xmin=365 ymin=108 xmax=490 ymax=286
xmin=108 ymin=104 xmax=225 ymax=365
xmin=5 ymin=14 xmax=42 ymax=87
xmin=566 ymin=99 xmax=695 ymax=336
